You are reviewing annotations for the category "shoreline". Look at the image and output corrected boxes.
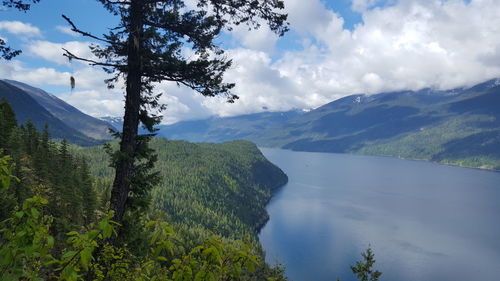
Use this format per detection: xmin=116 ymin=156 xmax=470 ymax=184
xmin=259 ymin=146 xmax=500 ymax=173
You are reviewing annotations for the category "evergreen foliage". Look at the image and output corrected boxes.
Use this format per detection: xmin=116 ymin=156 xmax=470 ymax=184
xmin=1 ymin=100 xmax=289 ymax=280
xmin=0 ymin=102 xmax=98 ymax=239
xmin=75 ymin=139 xmax=288 ymax=241
xmin=350 ymin=248 xmax=382 ymax=281
xmin=1 ymin=100 xmax=383 ymax=280
xmin=60 ymin=0 xmax=288 ymax=234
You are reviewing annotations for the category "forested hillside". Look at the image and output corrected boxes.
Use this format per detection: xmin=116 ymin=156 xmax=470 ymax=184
xmin=0 ymin=100 xmax=289 ymax=280
xmin=0 ymin=101 xmax=97 ymax=234
xmin=268 ymin=79 xmax=500 ymax=170
xmin=74 ymin=138 xmax=288 ymax=243
xmin=151 ymin=79 xmax=500 ymax=170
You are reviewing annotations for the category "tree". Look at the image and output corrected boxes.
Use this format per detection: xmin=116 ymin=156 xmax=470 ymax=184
xmin=62 ymin=0 xmax=288 ymax=230
xmin=350 ymin=247 xmax=382 ymax=281
xmin=0 ymin=0 xmax=41 ymax=60
xmin=0 ymin=99 xmax=18 ymax=146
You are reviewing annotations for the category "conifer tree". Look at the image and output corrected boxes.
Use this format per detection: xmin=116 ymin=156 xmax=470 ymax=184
xmin=62 ymin=0 xmax=288 ymax=229
xmin=0 ymin=99 xmax=18 ymax=146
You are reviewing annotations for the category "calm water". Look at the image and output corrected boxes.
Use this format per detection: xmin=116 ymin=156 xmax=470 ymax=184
xmin=259 ymin=148 xmax=500 ymax=281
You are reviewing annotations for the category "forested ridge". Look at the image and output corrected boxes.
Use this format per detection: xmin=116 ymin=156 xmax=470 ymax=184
xmin=0 ymin=100 xmax=290 ymax=280
xmin=73 ymin=138 xmax=288 ymax=244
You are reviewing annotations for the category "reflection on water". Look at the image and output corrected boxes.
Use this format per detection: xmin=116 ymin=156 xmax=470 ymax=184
xmin=259 ymin=148 xmax=500 ymax=281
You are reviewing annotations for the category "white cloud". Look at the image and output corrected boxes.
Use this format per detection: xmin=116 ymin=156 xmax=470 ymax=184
xmin=0 ymin=59 xmax=69 ymax=86
xmin=0 ymin=59 xmax=17 ymax=77
xmin=157 ymin=84 xmax=213 ymax=124
xmin=352 ymin=0 xmax=389 ymax=12
xmin=11 ymin=67 xmax=71 ymax=86
xmin=4 ymin=0 xmax=500 ymax=124
xmin=0 ymin=21 xmax=41 ymax=37
xmin=26 ymin=40 xmax=95 ymax=65
xmin=231 ymin=24 xmax=279 ymax=53
xmin=55 ymin=26 xmax=79 ymax=37
xmin=198 ymin=0 xmax=500 ymax=118
xmin=0 ymin=59 xmax=122 ymax=118
xmin=58 ymin=90 xmax=124 ymax=117
xmin=0 ymin=59 xmax=112 ymax=90
xmin=201 ymin=48 xmax=305 ymax=117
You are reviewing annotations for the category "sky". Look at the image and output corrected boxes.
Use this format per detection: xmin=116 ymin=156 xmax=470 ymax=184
xmin=0 ymin=0 xmax=499 ymax=124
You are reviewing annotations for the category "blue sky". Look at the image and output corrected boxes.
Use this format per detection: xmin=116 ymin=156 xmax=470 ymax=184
xmin=1 ymin=0 xmax=499 ymax=123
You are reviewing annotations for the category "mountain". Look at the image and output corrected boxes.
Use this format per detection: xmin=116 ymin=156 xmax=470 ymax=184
xmin=151 ymin=78 xmax=500 ymax=170
xmin=99 ymin=116 xmax=152 ymax=135
xmin=0 ymin=80 xmax=106 ymax=145
xmin=99 ymin=116 xmax=123 ymax=132
xmin=3 ymin=80 xmax=115 ymax=140
xmin=156 ymin=110 xmax=304 ymax=142
xmin=254 ymin=79 xmax=500 ymax=169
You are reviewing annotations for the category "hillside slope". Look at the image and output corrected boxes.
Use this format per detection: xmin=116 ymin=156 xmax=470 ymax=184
xmin=257 ymin=79 xmax=500 ymax=169
xmin=74 ymin=138 xmax=288 ymax=239
xmin=146 ymin=78 xmax=500 ymax=170
xmin=4 ymin=79 xmax=114 ymax=140
xmin=0 ymin=80 xmax=100 ymax=145
xmin=156 ymin=110 xmax=304 ymax=143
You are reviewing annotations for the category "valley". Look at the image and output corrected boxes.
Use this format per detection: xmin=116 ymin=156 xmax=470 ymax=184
xmin=159 ymin=79 xmax=500 ymax=170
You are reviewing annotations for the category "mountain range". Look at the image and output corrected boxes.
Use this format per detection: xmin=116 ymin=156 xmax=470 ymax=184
xmin=0 ymin=79 xmax=115 ymax=146
xmin=2 ymin=77 xmax=499 ymax=169
xmin=158 ymin=78 xmax=500 ymax=170
xmin=155 ymin=110 xmax=304 ymax=142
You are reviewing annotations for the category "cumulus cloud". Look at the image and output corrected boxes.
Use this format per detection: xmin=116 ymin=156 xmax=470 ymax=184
xmin=0 ymin=58 xmax=122 ymax=117
xmin=156 ymin=82 xmax=214 ymax=124
xmin=26 ymin=40 xmax=95 ymax=65
xmin=11 ymin=67 xmax=71 ymax=85
xmin=59 ymin=89 xmax=124 ymax=117
xmin=0 ymin=21 xmax=41 ymax=37
xmin=203 ymin=48 xmax=304 ymax=116
xmin=0 ymin=59 xmax=17 ymax=77
xmin=0 ymin=58 xmax=112 ymax=89
xmin=4 ymin=0 xmax=500 ymax=123
xmin=231 ymin=24 xmax=279 ymax=53
xmin=351 ymin=0 xmax=389 ymax=12
xmin=192 ymin=0 xmax=500 ymax=119
xmin=0 ymin=59 xmax=68 ymax=86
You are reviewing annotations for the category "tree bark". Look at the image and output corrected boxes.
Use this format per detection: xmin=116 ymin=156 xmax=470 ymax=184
xmin=109 ymin=0 xmax=143 ymax=224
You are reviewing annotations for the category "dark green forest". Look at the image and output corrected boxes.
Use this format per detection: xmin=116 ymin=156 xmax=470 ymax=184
xmin=73 ymin=139 xmax=288 ymax=242
xmin=0 ymin=100 xmax=290 ymax=280
xmin=1 ymin=98 xmax=382 ymax=280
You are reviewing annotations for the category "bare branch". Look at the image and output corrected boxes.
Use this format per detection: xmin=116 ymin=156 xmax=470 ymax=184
xmin=62 ymin=48 xmax=125 ymax=69
xmin=62 ymin=14 xmax=120 ymax=45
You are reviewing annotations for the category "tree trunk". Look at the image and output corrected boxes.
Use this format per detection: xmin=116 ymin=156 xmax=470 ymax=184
xmin=109 ymin=0 xmax=143 ymax=225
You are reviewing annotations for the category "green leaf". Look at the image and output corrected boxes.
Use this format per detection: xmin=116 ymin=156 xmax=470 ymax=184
xmin=145 ymin=221 xmax=156 ymax=228
xmin=31 ymin=207 xmax=39 ymax=219
xmin=47 ymin=236 xmax=54 ymax=248
xmin=80 ymin=248 xmax=93 ymax=269
xmin=157 ymin=256 xmax=168 ymax=262
xmin=62 ymin=250 xmax=78 ymax=260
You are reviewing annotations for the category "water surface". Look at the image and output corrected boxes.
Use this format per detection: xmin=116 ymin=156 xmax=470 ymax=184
xmin=259 ymin=148 xmax=500 ymax=281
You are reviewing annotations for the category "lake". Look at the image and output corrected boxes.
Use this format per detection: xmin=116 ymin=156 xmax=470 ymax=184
xmin=259 ymin=148 xmax=500 ymax=281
